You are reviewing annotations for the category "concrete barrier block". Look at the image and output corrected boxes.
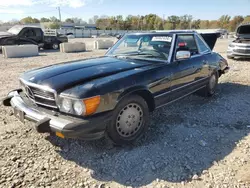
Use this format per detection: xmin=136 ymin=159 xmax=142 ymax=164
xmin=2 ymin=45 xmax=39 ymax=58
xmin=60 ymin=42 xmax=86 ymax=53
xmin=94 ymin=40 xmax=114 ymax=49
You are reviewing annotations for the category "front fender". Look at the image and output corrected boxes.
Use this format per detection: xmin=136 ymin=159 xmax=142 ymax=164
xmin=117 ymin=85 xmax=150 ymax=101
xmin=116 ymin=86 xmax=155 ymax=111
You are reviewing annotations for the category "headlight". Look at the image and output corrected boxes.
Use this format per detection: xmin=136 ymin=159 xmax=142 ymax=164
xmin=229 ymin=44 xmax=235 ymax=48
xmin=73 ymin=100 xmax=86 ymax=115
xmin=59 ymin=95 xmax=100 ymax=116
xmin=62 ymin=98 xmax=72 ymax=112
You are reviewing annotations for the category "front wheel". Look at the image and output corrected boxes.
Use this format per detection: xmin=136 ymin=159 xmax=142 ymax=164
xmin=106 ymin=95 xmax=149 ymax=145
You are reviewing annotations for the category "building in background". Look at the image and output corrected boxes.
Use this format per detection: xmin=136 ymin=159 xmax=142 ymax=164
xmin=60 ymin=23 xmax=96 ymax=30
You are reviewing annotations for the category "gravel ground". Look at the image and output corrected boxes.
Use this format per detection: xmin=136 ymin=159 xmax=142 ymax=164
xmin=0 ymin=38 xmax=250 ymax=188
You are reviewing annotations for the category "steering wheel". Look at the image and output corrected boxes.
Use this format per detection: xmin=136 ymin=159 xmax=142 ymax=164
xmin=143 ymin=46 xmax=169 ymax=59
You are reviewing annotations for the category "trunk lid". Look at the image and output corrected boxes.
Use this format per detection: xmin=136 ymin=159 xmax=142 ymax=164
xmin=200 ymin=32 xmax=221 ymax=50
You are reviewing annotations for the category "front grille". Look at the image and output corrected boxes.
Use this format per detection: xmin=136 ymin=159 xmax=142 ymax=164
xmin=234 ymin=49 xmax=250 ymax=54
xmin=21 ymin=81 xmax=58 ymax=109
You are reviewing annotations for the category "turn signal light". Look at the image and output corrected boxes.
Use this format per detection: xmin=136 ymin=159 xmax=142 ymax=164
xmin=56 ymin=132 xmax=65 ymax=138
xmin=83 ymin=96 xmax=101 ymax=115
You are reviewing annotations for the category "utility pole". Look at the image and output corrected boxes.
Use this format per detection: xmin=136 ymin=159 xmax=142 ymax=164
xmin=162 ymin=14 xmax=165 ymax=29
xmin=57 ymin=7 xmax=61 ymax=22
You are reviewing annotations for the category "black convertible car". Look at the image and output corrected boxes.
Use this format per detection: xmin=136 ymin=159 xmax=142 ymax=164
xmin=3 ymin=30 xmax=229 ymax=145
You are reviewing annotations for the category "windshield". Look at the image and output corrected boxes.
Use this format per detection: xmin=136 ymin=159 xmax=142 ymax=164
xmin=7 ymin=25 xmax=23 ymax=35
xmin=106 ymin=34 xmax=173 ymax=61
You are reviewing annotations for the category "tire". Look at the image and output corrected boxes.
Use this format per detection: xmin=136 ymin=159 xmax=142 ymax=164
xmin=227 ymin=55 xmax=234 ymax=59
xmin=106 ymin=95 xmax=149 ymax=145
xmin=197 ymin=72 xmax=218 ymax=97
xmin=52 ymin=43 xmax=59 ymax=50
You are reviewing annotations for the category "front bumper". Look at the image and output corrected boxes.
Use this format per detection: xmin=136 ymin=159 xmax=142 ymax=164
xmin=3 ymin=90 xmax=112 ymax=140
xmin=227 ymin=43 xmax=250 ymax=58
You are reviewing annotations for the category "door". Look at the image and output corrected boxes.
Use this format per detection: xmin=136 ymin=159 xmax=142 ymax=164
xmin=169 ymin=34 xmax=208 ymax=100
xmin=195 ymin=34 xmax=214 ymax=77
xmin=19 ymin=28 xmax=42 ymax=43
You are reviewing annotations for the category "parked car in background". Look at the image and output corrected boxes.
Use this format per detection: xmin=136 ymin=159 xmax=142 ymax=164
xmin=97 ymin=33 xmax=114 ymax=38
xmin=0 ymin=25 xmax=68 ymax=50
xmin=3 ymin=31 xmax=229 ymax=145
xmin=227 ymin=23 xmax=250 ymax=59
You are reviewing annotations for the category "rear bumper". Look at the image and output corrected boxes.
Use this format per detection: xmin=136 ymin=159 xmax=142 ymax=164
xmin=221 ymin=66 xmax=230 ymax=74
xmin=4 ymin=90 xmax=112 ymax=140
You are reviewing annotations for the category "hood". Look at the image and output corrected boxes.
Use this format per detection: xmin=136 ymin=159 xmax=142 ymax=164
xmin=200 ymin=32 xmax=220 ymax=50
xmin=0 ymin=31 xmax=13 ymax=38
xmin=21 ymin=56 xmax=152 ymax=92
xmin=236 ymin=24 xmax=250 ymax=38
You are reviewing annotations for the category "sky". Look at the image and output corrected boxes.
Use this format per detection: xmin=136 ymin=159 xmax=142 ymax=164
xmin=0 ymin=0 xmax=249 ymax=22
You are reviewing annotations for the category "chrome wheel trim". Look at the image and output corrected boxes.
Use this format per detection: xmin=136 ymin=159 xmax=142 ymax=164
xmin=116 ymin=103 xmax=143 ymax=138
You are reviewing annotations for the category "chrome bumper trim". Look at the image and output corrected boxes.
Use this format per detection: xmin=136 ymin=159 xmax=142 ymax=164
xmin=9 ymin=91 xmax=73 ymax=130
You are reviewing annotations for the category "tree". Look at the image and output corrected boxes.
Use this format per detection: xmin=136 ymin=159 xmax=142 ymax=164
xmin=49 ymin=22 xmax=60 ymax=29
xmin=88 ymin=18 xmax=94 ymax=24
xmin=154 ymin=16 xmax=164 ymax=30
xmin=7 ymin=19 xmax=20 ymax=25
xmin=20 ymin=16 xmax=40 ymax=24
xmin=96 ymin=18 xmax=111 ymax=30
xmin=200 ymin=20 xmax=210 ymax=29
xmin=163 ymin=22 xmax=172 ymax=30
xmin=128 ymin=15 xmax=141 ymax=30
xmin=191 ymin=19 xmax=201 ymax=29
xmin=72 ymin=17 xmax=86 ymax=24
xmin=229 ymin=16 xmax=244 ymax=31
xmin=167 ymin=16 xmax=180 ymax=30
xmin=209 ymin=20 xmax=219 ymax=29
xmin=65 ymin=18 xmax=74 ymax=23
xmin=50 ymin=16 xmax=60 ymax=23
xmin=178 ymin=15 xmax=193 ymax=29
xmin=40 ymin=17 xmax=51 ymax=22
xmin=243 ymin=16 xmax=250 ymax=23
xmin=93 ymin=15 xmax=99 ymax=23
xmin=142 ymin=14 xmax=158 ymax=30
xmin=218 ymin=15 xmax=231 ymax=29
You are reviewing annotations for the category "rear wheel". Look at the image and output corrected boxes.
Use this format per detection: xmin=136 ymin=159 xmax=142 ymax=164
xmin=106 ymin=95 xmax=149 ymax=145
xmin=52 ymin=43 xmax=59 ymax=50
xmin=196 ymin=72 xmax=218 ymax=97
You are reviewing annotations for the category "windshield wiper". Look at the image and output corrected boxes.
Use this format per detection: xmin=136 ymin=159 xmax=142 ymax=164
xmin=107 ymin=53 xmax=167 ymax=63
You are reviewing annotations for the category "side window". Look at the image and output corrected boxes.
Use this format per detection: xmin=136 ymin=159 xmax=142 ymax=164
xmin=176 ymin=35 xmax=199 ymax=56
xmin=23 ymin=29 xmax=35 ymax=37
xmin=195 ymin=35 xmax=210 ymax=53
xmin=34 ymin=29 xmax=42 ymax=37
xmin=28 ymin=29 xmax=35 ymax=37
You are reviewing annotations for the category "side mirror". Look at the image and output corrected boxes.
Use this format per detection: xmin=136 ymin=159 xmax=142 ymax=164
xmin=176 ymin=50 xmax=191 ymax=60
